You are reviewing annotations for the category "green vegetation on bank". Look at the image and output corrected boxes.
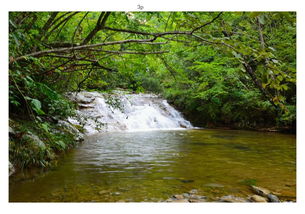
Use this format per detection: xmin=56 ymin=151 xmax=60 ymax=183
xmin=9 ymin=12 xmax=296 ymax=170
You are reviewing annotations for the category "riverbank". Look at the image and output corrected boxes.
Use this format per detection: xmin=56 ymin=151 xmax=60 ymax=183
xmin=9 ymin=117 xmax=85 ymax=175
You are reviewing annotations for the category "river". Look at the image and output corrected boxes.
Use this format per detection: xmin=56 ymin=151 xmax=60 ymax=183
xmin=9 ymin=128 xmax=296 ymax=202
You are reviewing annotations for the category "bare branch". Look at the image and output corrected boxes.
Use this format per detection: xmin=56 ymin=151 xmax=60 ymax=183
xmin=43 ymin=12 xmax=79 ymax=41
xmin=190 ymin=12 xmax=223 ymax=34
xmin=11 ymin=12 xmax=223 ymax=63
xmin=82 ymin=12 xmax=111 ymax=45
xmin=11 ymin=38 xmax=158 ymax=63
xmin=92 ymin=50 xmax=169 ymax=55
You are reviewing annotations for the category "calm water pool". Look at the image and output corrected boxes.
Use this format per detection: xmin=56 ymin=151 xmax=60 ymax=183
xmin=9 ymin=129 xmax=296 ymax=202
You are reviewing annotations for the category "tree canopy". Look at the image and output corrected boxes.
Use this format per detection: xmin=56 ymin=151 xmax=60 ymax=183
xmin=9 ymin=11 xmax=296 ymax=129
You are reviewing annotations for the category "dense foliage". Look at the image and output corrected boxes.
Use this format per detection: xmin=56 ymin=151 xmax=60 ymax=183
xmin=9 ymin=12 xmax=296 ymax=168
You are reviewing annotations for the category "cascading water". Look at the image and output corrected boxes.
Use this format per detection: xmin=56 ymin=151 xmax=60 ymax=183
xmin=68 ymin=90 xmax=192 ymax=134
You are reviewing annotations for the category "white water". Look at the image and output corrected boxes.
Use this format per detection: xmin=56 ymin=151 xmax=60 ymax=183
xmin=68 ymin=91 xmax=192 ymax=134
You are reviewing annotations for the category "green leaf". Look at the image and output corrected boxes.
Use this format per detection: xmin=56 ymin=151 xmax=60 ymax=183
xmin=31 ymin=99 xmax=41 ymax=110
xmin=258 ymin=15 xmax=265 ymax=25
xmin=41 ymin=123 xmax=49 ymax=132
xmin=282 ymin=84 xmax=288 ymax=91
xmin=232 ymin=51 xmax=242 ymax=59
xmin=31 ymin=99 xmax=45 ymax=115
xmin=55 ymin=140 xmax=66 ymax=150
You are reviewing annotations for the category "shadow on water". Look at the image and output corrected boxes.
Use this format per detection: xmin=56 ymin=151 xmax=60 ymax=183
xmin=189 ymin=142 xmax=251 ymax=151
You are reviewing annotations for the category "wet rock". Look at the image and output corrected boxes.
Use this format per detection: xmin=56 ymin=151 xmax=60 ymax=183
xmin=267 ymin=194 xmax=280 ymax=202
xmin=58 ymin=120 xmax=84 ymax=141
xmin=189 ymin=189 xmax=198 ymax=194
xmin=172 ymin=199 xmax=189 ymax=203
xmin=251 ymin=185 xmax=280 ymax=202
xmin=179 ymin=179 xmax=194 ymax=183
xmin=71 ymin=92 xmax=96 ymax=104
xmin=249 ymin=195 xmax=268 ymax=202
xmin=173 ymin=194 xmax=184 ymax=200
xmin=189 ymin=195 xmax=207 ymax=200
xmin=112 ymin=192 xmax=121 ymax=196
xmin=251 ymin=185 xmax=271 ymax=197
xmin=204 ymin=183 xmax=224 ymax=188
xmin=78 ymin=103 xmax=95 ymax=109
xmin=9 ymin=161 xmax=15 ymax=176
xmin=218 ymin=195 xmax=248 ymax=202
xmin=188 ymin=198 xmax=207 ymax=203
xmin=98 ymin=190 xmax=109 ymax=195
xmin=182 ymin=193 xmax=190 ymax=198
xmin=165 ymin=191 xmax=208 ymax=203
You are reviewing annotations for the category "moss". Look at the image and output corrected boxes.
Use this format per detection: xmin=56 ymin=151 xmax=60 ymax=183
xmin=9 ymin=118 xmax=84 ymax=170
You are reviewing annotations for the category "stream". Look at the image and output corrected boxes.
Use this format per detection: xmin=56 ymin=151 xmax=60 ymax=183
xmin=9 ymin=129 xmax=296 ymax=202
xmin=9 ymin=91 xmax=296 ymax=202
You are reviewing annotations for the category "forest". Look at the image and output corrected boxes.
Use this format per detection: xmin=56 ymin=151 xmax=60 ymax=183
xmin=9 ymin=11 xmax=296 ymax=202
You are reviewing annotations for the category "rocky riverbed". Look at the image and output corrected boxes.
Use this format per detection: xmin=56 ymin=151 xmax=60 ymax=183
xmin=162 ymin=186 xmax=294 ymax=203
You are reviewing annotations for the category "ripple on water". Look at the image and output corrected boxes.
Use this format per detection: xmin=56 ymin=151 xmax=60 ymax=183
xmin=9 ymin=129 xmax=296 ymax=202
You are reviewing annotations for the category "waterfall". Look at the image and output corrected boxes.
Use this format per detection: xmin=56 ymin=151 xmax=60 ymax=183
xmin=68 ymin=90 xmax=192 ymax=134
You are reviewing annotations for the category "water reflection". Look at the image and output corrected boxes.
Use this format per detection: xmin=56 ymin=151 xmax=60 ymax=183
xmin=9 ymin=129 xmax=296 ymax=202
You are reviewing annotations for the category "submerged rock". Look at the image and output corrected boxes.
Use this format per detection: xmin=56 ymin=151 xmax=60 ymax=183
xmin=218 ymin=195 xmax=248 ymax=202
xmin=189 ymin=189 xmax=198 ymax=194
xmin=98 ymin=190 xmax=109 ymax=195
xmin=112 ymin=192 xmax=121 ymax=196
xmin=204 ymin=183 xmax=224 ymax=188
